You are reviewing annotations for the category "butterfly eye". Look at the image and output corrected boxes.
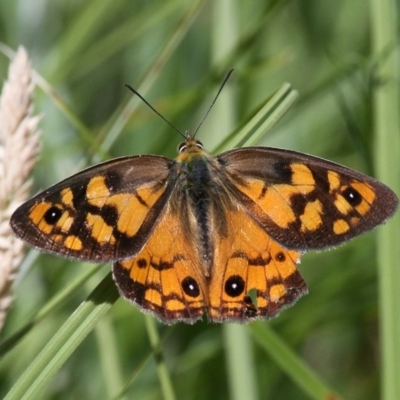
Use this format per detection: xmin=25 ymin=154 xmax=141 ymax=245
xmin=178 ymin=142 xmax=187 ymax=153
xmin=194 ymin=140 xmax=204 ymax=149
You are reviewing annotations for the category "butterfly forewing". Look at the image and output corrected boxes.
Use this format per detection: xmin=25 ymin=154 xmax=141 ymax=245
xmin=219 ymin=147 xmax=398 ymax=250
xmin=10 ymin=155 xmax=176 ymax=261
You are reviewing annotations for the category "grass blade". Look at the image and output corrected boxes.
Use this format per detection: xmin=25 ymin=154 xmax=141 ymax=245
xmin=4 ymin=273 xmax=119 ymax=400
xmin=369 ymin=0 xmax=400 ymax=399
xmin=251 ymin=323 xmax=343 ymax=400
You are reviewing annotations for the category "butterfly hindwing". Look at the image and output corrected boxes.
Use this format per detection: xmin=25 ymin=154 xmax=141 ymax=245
xmin=113 ymin=203 xmax=208 ymax=324
xmin=219 ymin=147 xmax=398 ymax=250
xmin=209 ymin=205 xmax=306 ymax=322
xmin=10 ymin=155 xmax=175 ymax=261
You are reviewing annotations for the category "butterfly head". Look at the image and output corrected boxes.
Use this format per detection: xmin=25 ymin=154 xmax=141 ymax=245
xmin=176 ymin=136 xmax=206 ymax=162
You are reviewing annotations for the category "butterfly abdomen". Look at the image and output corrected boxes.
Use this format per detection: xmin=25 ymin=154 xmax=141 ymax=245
xmin=185 ymin=156 xmax=216 ymax=269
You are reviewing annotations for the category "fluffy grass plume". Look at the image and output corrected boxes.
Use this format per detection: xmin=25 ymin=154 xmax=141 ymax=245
xmin=0 ymin=46 xmax=40 ymax=333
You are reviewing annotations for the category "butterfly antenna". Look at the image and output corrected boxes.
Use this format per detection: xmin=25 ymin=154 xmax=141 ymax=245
xmin=193 ymin=69 xmax=234 ymax=137
xmin=124 ymin=84 xmax=186 ymax=140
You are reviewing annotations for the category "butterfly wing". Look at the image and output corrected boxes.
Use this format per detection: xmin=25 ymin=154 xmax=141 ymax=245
xmin=208 ymin=204 xmax=306 ymax=322
xmin=218 ymin=147 xmax=398 ymax=250
xmin=113 ymin=202 xmax=208 ymax=324
xmin=10 ymin=155 xmax=176 ymax=261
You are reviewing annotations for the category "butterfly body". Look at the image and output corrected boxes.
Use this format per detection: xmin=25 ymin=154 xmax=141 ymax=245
xmin=173 ymin=139 xmax=225 ymax=274
xmin=10 ymin=135 xmax=398 ymax=324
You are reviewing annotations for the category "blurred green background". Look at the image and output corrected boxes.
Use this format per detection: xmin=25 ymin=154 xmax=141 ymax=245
xmin=0 ymin=1 xmax=399 ymax=399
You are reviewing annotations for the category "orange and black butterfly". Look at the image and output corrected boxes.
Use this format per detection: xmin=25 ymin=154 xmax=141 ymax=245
xmin=10 ymin=74 xmax=398 ymax=324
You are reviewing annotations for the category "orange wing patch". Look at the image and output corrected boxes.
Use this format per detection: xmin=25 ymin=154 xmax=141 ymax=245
xmin=112 ymin=205 xmax=208 ymax=324
xmin=234 ymin=163 xmax=316 ymax=230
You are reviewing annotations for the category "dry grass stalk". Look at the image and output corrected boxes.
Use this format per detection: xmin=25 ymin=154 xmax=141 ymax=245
xmin=0 ymin=46 xmax=41 ymax=333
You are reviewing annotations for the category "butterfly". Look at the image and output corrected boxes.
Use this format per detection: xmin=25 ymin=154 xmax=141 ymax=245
xmin=10 ymin=78 xmax=399 ymax=324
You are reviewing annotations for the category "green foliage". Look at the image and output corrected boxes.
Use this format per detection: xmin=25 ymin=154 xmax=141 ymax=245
xmin=0 ymin=1 xmax=398 ymax=399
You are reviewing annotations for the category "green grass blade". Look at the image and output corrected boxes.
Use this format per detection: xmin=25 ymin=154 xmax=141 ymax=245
xmin=0 ymin=263 xmax=102 ymax=357
xmin=223 ymin=324 xmax=258 ymax=400
xmin=369 ymin=0 xmax=400 ymax=399
xmin=95 ymin=315 xmax=126 ymax=399
xmin=4 ymin=273 xmax=119 ymax=400
xmin=251 ymin=323 xmax=344 ymax=400
xmin=69 ymin=1 xmax=185 ymax=83
xmin=145 ymin=316 xmax=176 ymax=400
xmin=214 ymin=83 xmax=298 ymax=153
xmin=98 ymin=0 xmax=207 ymax=156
